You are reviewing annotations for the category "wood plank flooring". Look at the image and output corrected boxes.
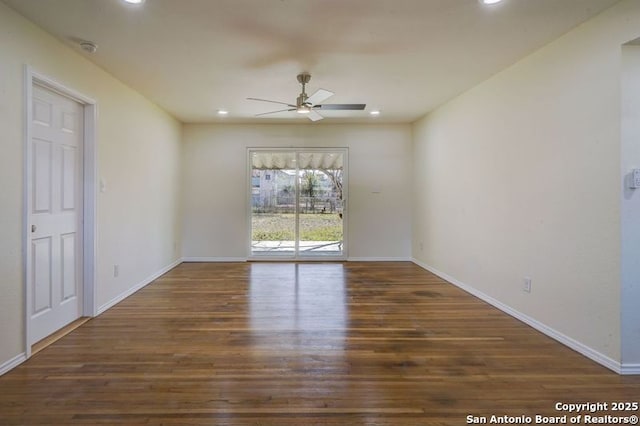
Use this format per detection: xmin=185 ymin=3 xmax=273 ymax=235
xmin=31 ymin=317 xmax=91 ymax=356
xmin=0 ymin=262 xmax=638 ymax=425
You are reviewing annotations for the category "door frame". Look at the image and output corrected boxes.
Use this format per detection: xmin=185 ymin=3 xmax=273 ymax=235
xmin=23 ymin=66 xmax=98 ymax=358
xmin=246 ymin=147 xmax=348 ymax=261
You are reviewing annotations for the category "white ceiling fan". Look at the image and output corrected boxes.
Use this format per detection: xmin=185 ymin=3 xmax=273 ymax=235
xmin=247 ymin=73 xmax=366 ymax=121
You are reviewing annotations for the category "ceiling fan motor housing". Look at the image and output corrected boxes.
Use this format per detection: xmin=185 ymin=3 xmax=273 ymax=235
xmin=297 ymin=93 xmax=309 ymax=107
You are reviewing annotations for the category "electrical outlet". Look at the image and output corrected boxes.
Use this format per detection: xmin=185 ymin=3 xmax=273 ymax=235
xmin=632 ymin=169 xmax=640 ymax=189
xmin=523 ymin=277 xmax=532 ymax=293
xmin=114 ymin=264 xmax=119 ymax=278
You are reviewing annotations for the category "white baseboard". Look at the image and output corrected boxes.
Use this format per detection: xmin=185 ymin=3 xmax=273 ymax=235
xmin=97 ymin=259 xmax=182 ymax=315
xmin=182 ymin=257 xmax=247 ymax=262
xmin=348 ymin=257 xmax=412 ymax=262
xmin=0 ymin=352 xmax=27 ymax=377
xmin=620 ymin=364 xmax=640 ymax=375
xmin=412 ymin=258 xmax=629 ymax=375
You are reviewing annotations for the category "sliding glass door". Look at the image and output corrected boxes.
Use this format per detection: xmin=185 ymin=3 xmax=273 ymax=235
xmin=249 ymin=149 xmax=347 ymax=259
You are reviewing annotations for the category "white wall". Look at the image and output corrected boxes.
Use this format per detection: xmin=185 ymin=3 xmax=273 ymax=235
xmin=412 ymin=0 xmax=640 ymax=367
xmin=620 ymin=45 xmax=640 ymax=368
xmin=0 ymin=3 xmax=182 ymax=369
xmin=182 ymin=124 xmax=412 ymax=261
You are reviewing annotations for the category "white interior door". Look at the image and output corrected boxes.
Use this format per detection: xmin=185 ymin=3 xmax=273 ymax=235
xmin=29 ymin=84 xmax=84 ymax=344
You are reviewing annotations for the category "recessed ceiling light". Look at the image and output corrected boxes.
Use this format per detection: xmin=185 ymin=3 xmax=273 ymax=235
xmin=217 ymin=110 xmax=229 ymax=116
xmin=370 ymin=110 xmax=381 ymax=116
xmin=481 ymin=0 xmax=503 ymax=4
xmin=123 ymin=0 xmax=145 ymax=4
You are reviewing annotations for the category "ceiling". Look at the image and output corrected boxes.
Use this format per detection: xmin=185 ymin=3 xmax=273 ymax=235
xmin=3 ymin=0 xmax=620 ymax=124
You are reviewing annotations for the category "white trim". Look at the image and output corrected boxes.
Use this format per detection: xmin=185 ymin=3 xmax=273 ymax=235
xmin=23 ymin=66 xmax=98 ymax=359
xmin=97 ymin=259 xmax=182 ymax=315
xmin=23 ymin=67 xmax=33 ymax=358
xmin=620 ymin=364 xmax=640 ymax=375
xmin=182 ymin=257 xmax=247 ymax=263
xmin=0 ymin=353 xmax=27 ymax=377
xmin=348 ymin=257 xmax=412 ymax=262
xmin=412 ymin=258 xmax=626 ymax=375
xmin=26 ymin=68 xmax=97 ymax=104
xmin=82 ymin=103 xmax=98 ymax=318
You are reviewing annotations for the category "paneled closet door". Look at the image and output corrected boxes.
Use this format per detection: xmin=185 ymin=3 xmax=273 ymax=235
xmin=29 ymin=84 xmax=84 ymax=343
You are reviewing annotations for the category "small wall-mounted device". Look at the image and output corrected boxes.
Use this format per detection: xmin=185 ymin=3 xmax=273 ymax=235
xmin=632 ymin=169 xmax=640 ymax=189
xmin=79 ymin=41 xmax=98 ymax=54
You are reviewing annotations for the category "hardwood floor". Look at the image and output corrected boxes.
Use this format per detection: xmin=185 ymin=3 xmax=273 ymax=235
xmin=0 ymin=262 xmax=638 ymax=425
xmin=31 ymin=317 xmax=91 ymax=356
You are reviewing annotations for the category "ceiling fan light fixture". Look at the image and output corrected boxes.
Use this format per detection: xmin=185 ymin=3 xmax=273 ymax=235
xmin=480 ymin=0 xmax=503 ymax=4
xmin=217 ymin=109 xmax=229 ymax=116
xmin=370 ymin=110 xmax=381 ymax=116
xmin=296 ymin=106 xmax=311 ymax=114
xmin=123 ymin=0 xmax=145 ymax=4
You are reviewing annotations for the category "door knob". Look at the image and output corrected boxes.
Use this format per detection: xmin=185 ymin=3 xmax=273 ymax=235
xmin=31 ymin=224 xmax=36 ymax=233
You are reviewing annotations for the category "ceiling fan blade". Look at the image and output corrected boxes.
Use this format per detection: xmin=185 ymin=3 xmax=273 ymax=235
xmin=306 ymin=89 xmax=334 ymax=106
xmin=316 ymin=104 xmax=367 ymax=110
xmin=247 ymin=97 xmax=297 ymax=108
xmin=255 ymin=108 xmax=296 ymax=117
xmin=307 ymin=109 xmax=324 ymax=122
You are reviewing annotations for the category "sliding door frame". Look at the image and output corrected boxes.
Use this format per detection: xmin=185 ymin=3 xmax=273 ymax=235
xmin=246 ymin=147 xmax=348 ymax=261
